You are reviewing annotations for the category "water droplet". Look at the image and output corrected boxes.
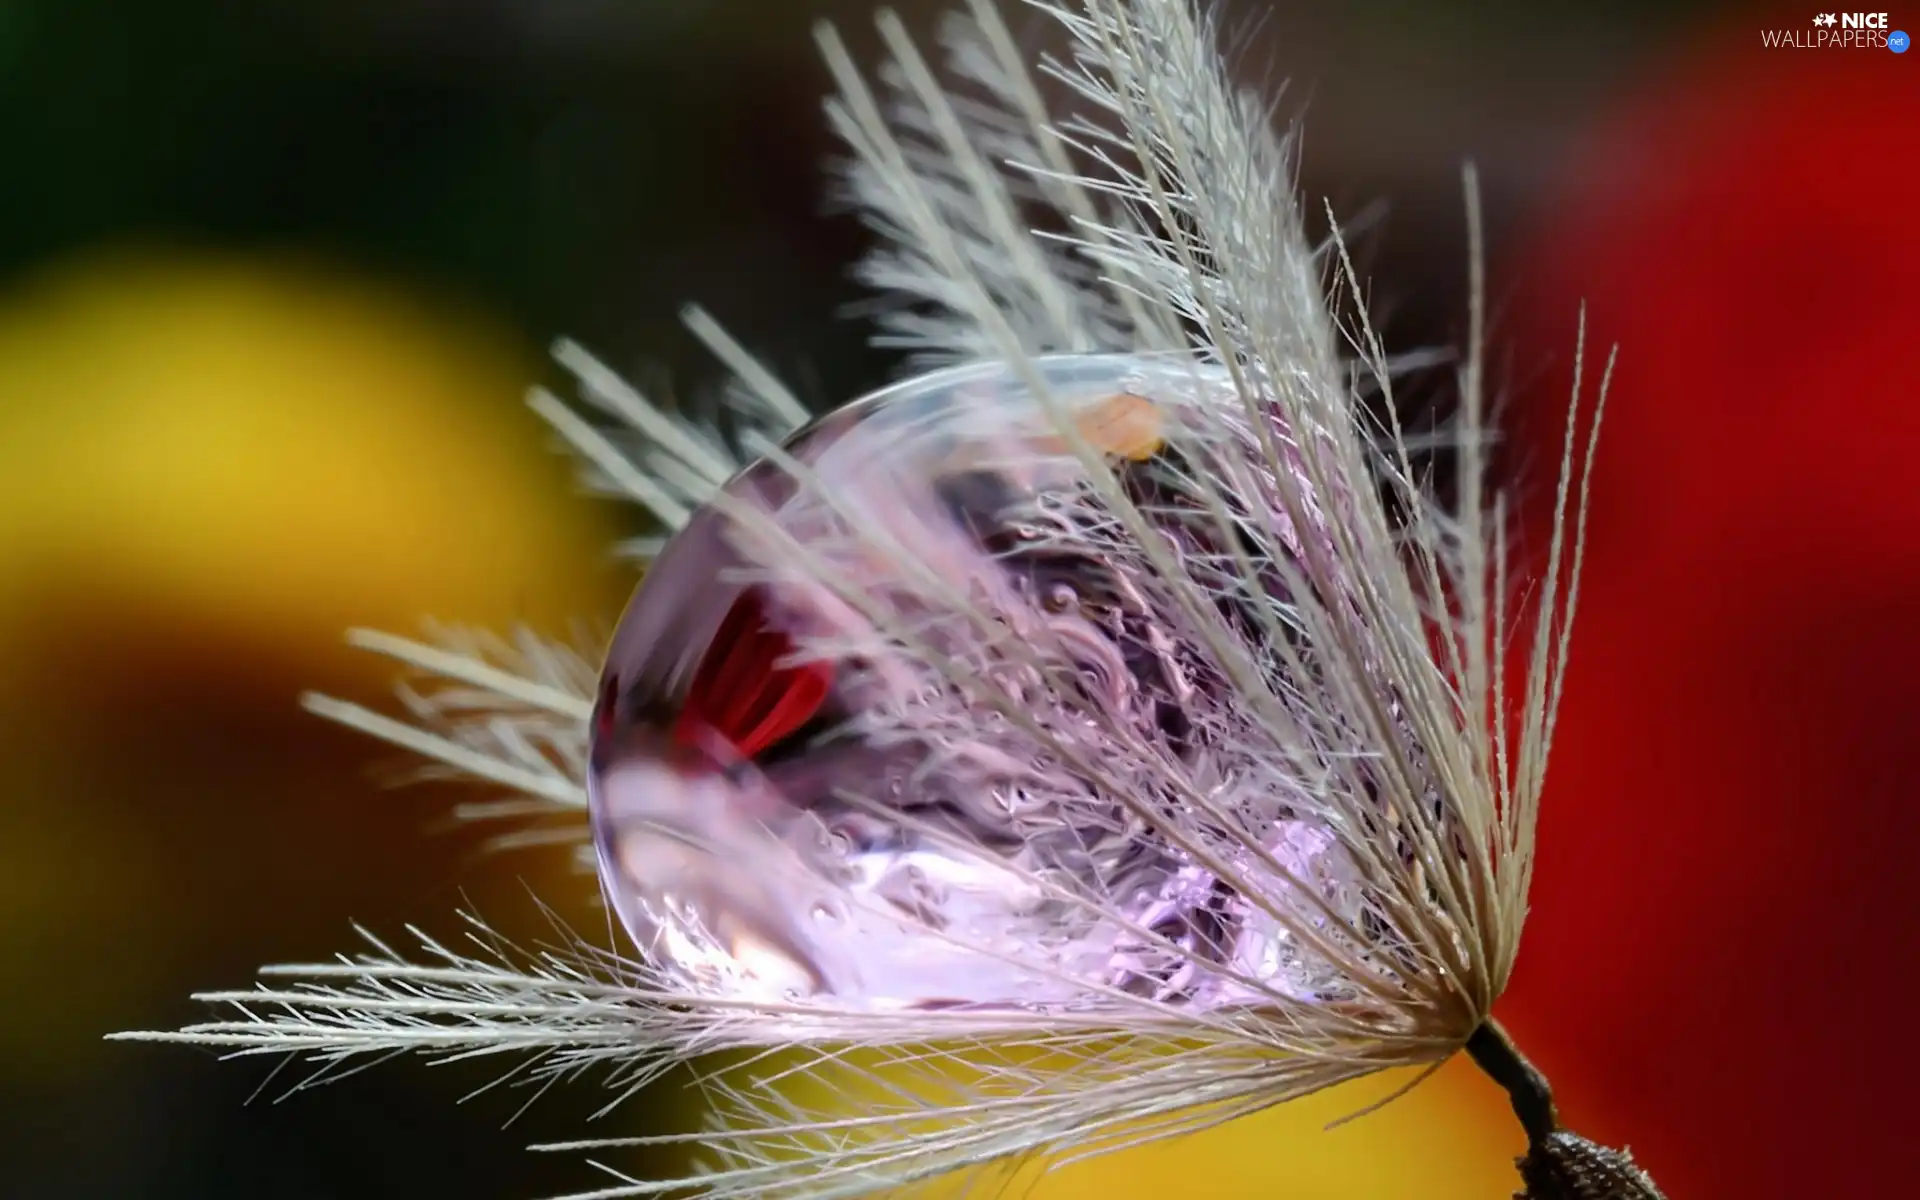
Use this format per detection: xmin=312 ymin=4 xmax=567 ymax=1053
xmin=586 ymin=355 xmax=1362 ymax=1013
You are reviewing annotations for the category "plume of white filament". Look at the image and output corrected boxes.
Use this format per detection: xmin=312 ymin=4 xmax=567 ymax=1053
xmin=112 ymin=2 xmax=1610 ymax=1197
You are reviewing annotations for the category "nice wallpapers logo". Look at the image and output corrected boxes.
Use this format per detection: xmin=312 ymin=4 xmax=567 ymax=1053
xmin=1763 ymin=12 xmax=1911 ymax=50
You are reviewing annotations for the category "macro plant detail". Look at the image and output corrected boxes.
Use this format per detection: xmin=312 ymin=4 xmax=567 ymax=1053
xmin=116 ymin=1 xmax=1664 ymax=1197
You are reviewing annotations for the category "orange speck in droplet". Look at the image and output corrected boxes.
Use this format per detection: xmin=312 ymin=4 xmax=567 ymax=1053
xmin=1062 ymin=392 xmax=1165 ymax=460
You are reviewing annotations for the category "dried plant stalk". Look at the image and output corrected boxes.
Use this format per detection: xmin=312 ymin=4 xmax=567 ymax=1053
xmin=115 ymin=2 xmax=1662 ymax=1197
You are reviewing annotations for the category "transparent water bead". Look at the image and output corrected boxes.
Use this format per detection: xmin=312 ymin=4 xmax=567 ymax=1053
xmin=588 ymin=355 xmax=1366 ymax=1013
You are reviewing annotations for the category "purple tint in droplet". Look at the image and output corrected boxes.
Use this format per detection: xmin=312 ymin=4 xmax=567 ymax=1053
xmin=587 ymin=355 xmax=1367 ymax=1013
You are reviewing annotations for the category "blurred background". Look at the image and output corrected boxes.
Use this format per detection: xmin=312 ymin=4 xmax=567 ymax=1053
xmin=2 ymin=0 xmax=1913 ymax=1196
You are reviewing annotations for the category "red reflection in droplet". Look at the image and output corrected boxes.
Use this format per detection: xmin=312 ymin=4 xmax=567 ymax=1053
xmin=674 ymin=586 xmax=834 ymax=760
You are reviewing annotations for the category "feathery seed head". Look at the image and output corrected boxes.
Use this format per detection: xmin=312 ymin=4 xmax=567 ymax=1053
xmin=113 ymin=0 xmax=1616 ymax=1196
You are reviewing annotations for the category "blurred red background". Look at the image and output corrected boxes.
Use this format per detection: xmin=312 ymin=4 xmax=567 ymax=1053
xmin=1 ymin=1 xmax=1911 ymax=1197
xmin=1505 ymin=27 xmax=1920 ymax=1200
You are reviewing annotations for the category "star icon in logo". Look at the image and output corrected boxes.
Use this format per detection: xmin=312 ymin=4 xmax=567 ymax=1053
xmin=1814 ymin=12 xmax=1837 ymax=25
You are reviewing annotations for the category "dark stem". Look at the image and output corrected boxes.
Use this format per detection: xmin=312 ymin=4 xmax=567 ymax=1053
xmin=1465 ymin=1017 xmax=1559 ymax=1146
xmin=1465 ymin=1018 xmax=1669 ymax=1199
